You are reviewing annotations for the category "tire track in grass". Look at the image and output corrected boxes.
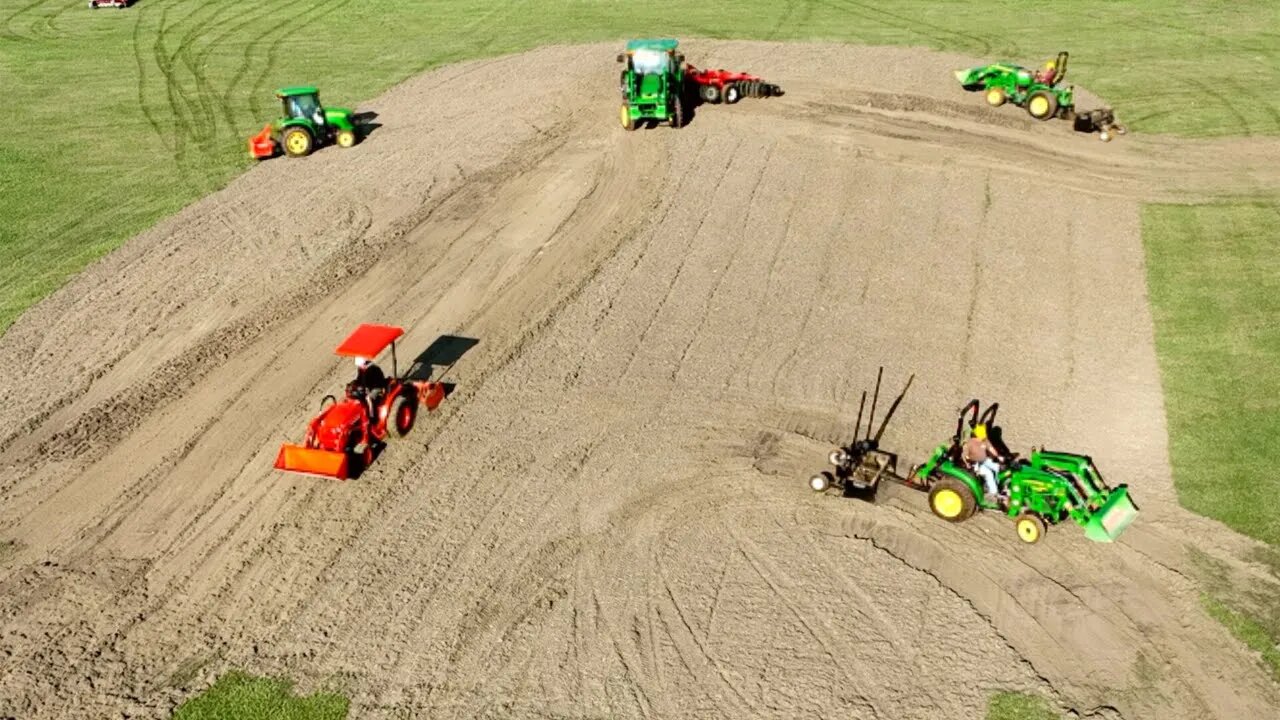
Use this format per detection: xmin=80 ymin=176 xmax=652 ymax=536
xmin=244 ymin=0 xmax=356 ymax=131
xmin=0 ymin=0 xmax=51 ymax=41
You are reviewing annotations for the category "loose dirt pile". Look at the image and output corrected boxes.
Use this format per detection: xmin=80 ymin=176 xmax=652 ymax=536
xmin=1 ymin=42 xmax=1279 ymax=719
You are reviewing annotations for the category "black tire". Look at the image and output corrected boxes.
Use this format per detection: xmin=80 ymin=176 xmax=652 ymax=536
xmin=281 ymin=126 xmax=314 ymax=158
xmin=724 ymin=84 xmax=741 ymax=104
xmin=670 ymin=95 xmax=684 ymax=128
xmin=928 ymin=476 xmax=977 ymax=523
xmin=390 ymin=394 xmax=416 ymax=438
xmin=808 ymin=472 xmax=832 ymax=493
xmin=699 ymin=84 xmax=721 ymax=103
xmin=1026 ymin=90 xmax=1058 ymax=121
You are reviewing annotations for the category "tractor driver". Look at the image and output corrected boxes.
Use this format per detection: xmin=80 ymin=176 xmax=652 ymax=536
xmin=351 ymin=356 xmax=388 ymax=418
xmin=1033 ymin=59 xmax=1058 ymax=85
xmin=963 ymin=423 xmax=1006 ymax=503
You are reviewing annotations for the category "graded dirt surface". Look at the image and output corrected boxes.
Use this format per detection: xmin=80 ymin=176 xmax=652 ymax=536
xmin=2 ymin=42 xmax=1279 ymax=719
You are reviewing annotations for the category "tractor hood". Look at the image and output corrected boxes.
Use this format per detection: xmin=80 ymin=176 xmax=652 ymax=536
xmin=310 ymin=399 xmax=364 ymax=451
xmin=324 ymin=106 xmax=355 ymax=127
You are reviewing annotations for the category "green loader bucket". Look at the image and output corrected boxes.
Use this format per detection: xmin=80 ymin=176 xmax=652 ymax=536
xmin=1081 ymin=486 xmax=1139 ymax=542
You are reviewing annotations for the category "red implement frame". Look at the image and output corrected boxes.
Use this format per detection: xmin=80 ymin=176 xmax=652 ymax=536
xmin=685 ymin=63 xmax=784 ymax=102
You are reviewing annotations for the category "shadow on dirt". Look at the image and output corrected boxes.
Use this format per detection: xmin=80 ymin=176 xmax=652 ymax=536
xmin=405 ymin=334 xmax=479 ymax=383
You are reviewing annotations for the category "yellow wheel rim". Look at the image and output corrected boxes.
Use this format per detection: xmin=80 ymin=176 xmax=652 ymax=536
xmin=336 ymin=130 xmax=355 ymax=148
xmin=1029 ymin=96 xmax=1050 ymax=117
xmin=986 ymin=89 xmax=1003 ymax=106
xmin=285 ymin=132 xmax=310 ymax=155
xmin=933 ymin=489 xmax=963 ymax=518
xmin=619 ymin=105 xmax=631 ymax=128
xmin=1017 ymin=518 xmax=1041 ymax=543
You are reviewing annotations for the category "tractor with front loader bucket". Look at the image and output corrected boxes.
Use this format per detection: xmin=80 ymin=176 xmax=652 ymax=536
xmin=808 ymin=369 xmax=1139 ymax=545
xmin=249 ymin=86 xmax=361 ymax=160
xmin=274 ymin=324 xmax=446 ymax=480
xmin=954 ymin=51 xmax=1127 ymax=141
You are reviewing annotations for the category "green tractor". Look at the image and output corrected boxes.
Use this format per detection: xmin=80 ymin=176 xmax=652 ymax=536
xmin=808 ymin=369 xmax=1139 ymax=545
xmin=248 ymin=86 xmax=360 ymax=160
xmin=954 ymin=51 xmax=1126 ymax=141
xmin=954 ymin=51 xmax=1075 ymax=122
xmin=911 ymin=399 xmax=1139 ymax=544
xmin=616 ymin=39 xmax=687 ymax=130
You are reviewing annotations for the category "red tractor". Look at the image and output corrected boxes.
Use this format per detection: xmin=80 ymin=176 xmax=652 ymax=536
xmin=274 ymin=323 xmax=446 ymax=480
xmin=89 ymin=0 xmax=132 ymax=8
xmin=685 ymin=64 xmax=784 ymax=105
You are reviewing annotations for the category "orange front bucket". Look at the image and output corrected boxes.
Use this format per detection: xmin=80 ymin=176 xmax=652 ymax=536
xmin=274 ymin=444 xmax=350 ymax=480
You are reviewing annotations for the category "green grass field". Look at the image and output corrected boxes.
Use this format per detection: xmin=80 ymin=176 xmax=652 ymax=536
xmin=171 ymin=672 xmax=347 ymax=720
xmin=986 ymin=691 xmax=1059 ymax=720
xmin=1144 ymin=203 xmax=1280 ymax=546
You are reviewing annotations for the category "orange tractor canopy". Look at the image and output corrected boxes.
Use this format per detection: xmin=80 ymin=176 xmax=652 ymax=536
xmin=274 ymin=323 xmax=446 ymax=480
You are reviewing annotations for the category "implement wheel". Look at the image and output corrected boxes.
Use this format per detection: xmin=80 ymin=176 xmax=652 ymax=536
xmin=928 ymin=477 xmax=976 ymax=523
xmin=1026 ymin=90 xmax=1058 ymax=120
xmin=1015 ymin=514 xmax=1046 ymax=544
xmin=700 ymin=84 xmax=721 ymax=103
xmin=809 ymin=472 xmax=832 ymax=493
xmin=724 ymin=84 xmax=741 ymax=104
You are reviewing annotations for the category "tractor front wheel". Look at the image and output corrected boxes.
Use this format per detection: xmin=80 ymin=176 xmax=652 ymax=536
xmin=282 ymin=127 xmax=314 ymax=158
xmin=335 ymin=129 xmax=357 ymax=148
xmin=928 ymin=477 xmax=977 ymax=523
xmin=985 ymin=87 xmax=1006 ymax=107
xmin=391 ymin=394 xmax=416 ymax=438
xmin=1014 ymin=513 xmax=1046 ymax=544
xmin=724 ymin=84 xmax=741 ymax=104
xmin=620 ymin=104 xmax=635 ymax=131
xmin=1026 ymin=90 xmax=1058 ymax=121
xmin=670 ymin=96 xmax=684 ymax=128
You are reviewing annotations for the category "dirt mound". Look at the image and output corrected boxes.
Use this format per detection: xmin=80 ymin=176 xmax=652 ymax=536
xmin=1 ymin=42 xmax=1278 ymax=719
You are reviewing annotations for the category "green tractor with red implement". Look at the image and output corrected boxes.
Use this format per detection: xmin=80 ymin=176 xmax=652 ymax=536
xmin=249 ymin=86 xmax=361 ymax=160
xmin=808 ymin=369 xmax=1139 ymax=545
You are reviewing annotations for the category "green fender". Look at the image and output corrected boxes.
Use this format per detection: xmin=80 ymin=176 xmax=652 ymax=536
xmin=933 ymin=460 xmax=984 ymax=500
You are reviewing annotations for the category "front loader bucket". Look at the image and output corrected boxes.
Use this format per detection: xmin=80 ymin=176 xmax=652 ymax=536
xmin=274 ymin=444 xmax=350 ymax=480
xmin=1081 ymin=486 xmax=1139 ymax=542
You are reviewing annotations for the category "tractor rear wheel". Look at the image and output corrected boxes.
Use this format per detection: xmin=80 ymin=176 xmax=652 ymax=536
xmin=724 ymin=84 xmax=741 ymax=104
xmin=985 ymin=87 xmax=1006 ymax=107
xmin=336 ymin=129 xmax=356 ymax=148
xmin=1026 ymin=90 xmax=1058 ymax=120
xmin=1014 ymin=513 xmax=1046 ymax=544
xmin=928 ymin=477 xmax=977 ymax=523
xmin=670 ymin=96 xmax=684 ymax=128
xmin=390 ymin=394 xmax=416 ymax=438
xmin=619 ymin=104 xmax=635 ymax=131
xmin=700 ymin=84 xmax=721 ymax=103
xmin=282 ymin=127 xmax=313 ymax=157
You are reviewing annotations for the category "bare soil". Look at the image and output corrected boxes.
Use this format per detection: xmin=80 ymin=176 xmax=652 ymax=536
xmin=1 ymin=42 xmax=1279 ymax=719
